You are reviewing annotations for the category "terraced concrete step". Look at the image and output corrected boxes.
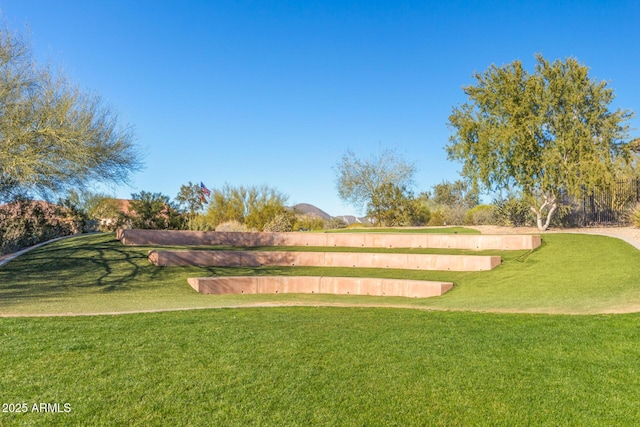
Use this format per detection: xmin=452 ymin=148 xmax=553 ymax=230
xmin=187 ymin=276 xmax=454 ymax=298
xmin=151 ymin=250 xmax=501 ymax=271
xmin=119 ymin=229 xmax=541 ymax=250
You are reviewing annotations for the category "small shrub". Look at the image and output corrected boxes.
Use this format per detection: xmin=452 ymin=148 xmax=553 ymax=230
xmin=631 ymin=204 xmax=640 ymax=228
xmin=0 ymin=199 xmax=82 ymax=254
xmin=215 ymin=220 xmax=249 ymax=232
xmin=408 ymin=203 xmax=430 ymax=226
xmin=263 ymin=212 xmax=295 ymax=232
xmin=441 ymin=205 xmax=467 ymax=225
xmin=325 ymin=218 xmax=347 ymax=230
xmin=293 ymin=215 xmax=326 ymax=231
xmin=492 ymin=196 xmax=534 ymax=227
xmin=464 ymin=204 xmax=495 ymax=225
xmin=428 ymin=210 xmax=445 ymax=226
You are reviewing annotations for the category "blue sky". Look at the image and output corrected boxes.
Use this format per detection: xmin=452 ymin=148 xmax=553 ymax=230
xmin=1 ymin=0 xmax=639 ymax=216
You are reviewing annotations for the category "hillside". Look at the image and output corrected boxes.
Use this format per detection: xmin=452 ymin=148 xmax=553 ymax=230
xmin=291 ymin=203 xmax=333 ymax=221
xmin=291 ymin=203 xmax=371 ymax=225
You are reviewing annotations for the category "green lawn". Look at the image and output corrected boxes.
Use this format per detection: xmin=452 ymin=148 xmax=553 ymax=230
xmin=1 ymin=232 xmax=639 ymax=315
xmin=1 ymin=231 xmax=640 ymax=425
xmin=1 ymin=308 xmax=639 ymax=426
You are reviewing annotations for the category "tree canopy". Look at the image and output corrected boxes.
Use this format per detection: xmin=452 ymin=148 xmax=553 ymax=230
xmin=424 ymin=180 xmax=479 ymax=210
xmin=447 ymin=54 xmax=635 ymax=230
xmin=127 ymin=191 xmax=183 ymax=230
xmin=0 ymin=28 xmax=142 ymax=201
xmin=335 ymin=148 xmax=416 ymax=223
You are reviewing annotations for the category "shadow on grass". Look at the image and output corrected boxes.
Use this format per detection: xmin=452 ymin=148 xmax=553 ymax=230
xmin=0 ymin=234 xmax=149 ymax=307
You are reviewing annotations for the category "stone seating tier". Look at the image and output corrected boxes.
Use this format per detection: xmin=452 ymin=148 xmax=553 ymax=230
xmin=125 ymin=229 xmax=538 ymax=299
xmin=187 ymin=276 xmax=454 ymax=298
xmin=118 ymin=229 xmax=541 ymax=250
xmin=150 ymin=250 xmax=502 ymax=271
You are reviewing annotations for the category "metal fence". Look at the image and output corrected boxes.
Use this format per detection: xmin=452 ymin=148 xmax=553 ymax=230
xmin=568 ymin=178 xmax=640 ymax=226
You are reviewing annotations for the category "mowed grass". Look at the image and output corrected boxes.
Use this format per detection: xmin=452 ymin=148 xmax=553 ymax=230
xmin=2 ymin=232 xmax=640 ymax=425
xmin=1 ymin=231 xmax=640 ymax=314
xmin=1 ymin=308 xmax=639 ymax=426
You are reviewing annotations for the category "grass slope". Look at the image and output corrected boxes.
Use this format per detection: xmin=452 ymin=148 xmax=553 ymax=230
xmin=1 ymin=231 xmax=640 ymax=315
xmin=1 ymin=308 xmax=639 ymax=426
xmin=2 ymin=232 xmax=640 ymax=425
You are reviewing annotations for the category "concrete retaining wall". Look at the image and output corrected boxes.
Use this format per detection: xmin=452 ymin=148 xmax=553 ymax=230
xmin=119 ymin=229 xmax=541 ymax=250
xmin=150 ymin=250 xmax=501 ymax=271
xmin=187 ymin=276 xmax=453 ymax=298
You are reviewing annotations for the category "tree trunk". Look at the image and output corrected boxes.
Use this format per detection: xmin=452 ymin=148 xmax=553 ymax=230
xmin=530 ymin=193 xmax=558 ymax=231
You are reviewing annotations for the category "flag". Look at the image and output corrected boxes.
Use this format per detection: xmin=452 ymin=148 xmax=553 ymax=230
xmin=200 ymin=182 xmax=211 ymax=197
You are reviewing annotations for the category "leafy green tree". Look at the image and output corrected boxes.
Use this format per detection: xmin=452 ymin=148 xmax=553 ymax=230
xmin=368 ymin=183 xmax=412 ymax=226
xmin=426 ymin=180 xmax=479 ymax=210
xmin=127 ymin=191 xmax=184 ymax=230
xmin=175 ymin=182 xmax=207 ymax=230
xmin=447 ymin=54 xmax=635 ymax=230
xmin=419 ymin=180 xmax=478 ymax=226
xmin=408 ymin=198 xmax=431 ymax=226
xmin=0 ymin=28 xmax=142 ymax=201
xmin=59 ymin=190 xmax=128 ymax=231
xmin=87 ymin=197 xmax=123 ymax=225
xmin=335 ymin=148 xmax=416 ymax=223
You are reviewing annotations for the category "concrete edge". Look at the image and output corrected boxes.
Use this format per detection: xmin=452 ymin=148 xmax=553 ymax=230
xmin=187 ymin=276 xmax=454 ymax=298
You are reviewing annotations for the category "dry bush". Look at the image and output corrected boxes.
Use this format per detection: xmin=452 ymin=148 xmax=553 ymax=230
xmin=0 ymin=200 xmax=83 ymax=254
xmin=215 ymin=220 xmax=249 ymax=232
xmin=631 ymin=204 xmax=640 ymax=228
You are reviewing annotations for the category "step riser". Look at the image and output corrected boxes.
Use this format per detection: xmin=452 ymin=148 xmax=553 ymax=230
xmin=151 ymin=250 xmax=501 ymax=271
xmin=120 ymin=229 xmax=541 ymax=250
xmin=188 ymin=276 xmax=453 ymax=298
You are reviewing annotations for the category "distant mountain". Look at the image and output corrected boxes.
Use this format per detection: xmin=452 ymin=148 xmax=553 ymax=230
xmin=291 ymin=203 xmax=332 ymax=221
xmin=290 ymin=203 xmax=372 ymax=226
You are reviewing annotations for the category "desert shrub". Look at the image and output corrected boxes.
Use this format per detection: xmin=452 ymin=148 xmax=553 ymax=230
xmin=630 ymin=204 xmax=640 ymax=228
xmin=441 ymin=205 xmax=467 ymax=225
xmin=492 ymin=196 xmax=535 ymax=227
xmin=325 ymin=218 xmax=347 ymax=230
xmin=293 ymin=215 xmax=326 ymax=231
xmin=428 ymin=210 xmax=445 ymax=226
xmin=0 ymin=199 xmax=83 ymax=254
xmin=188 ymin=214 xmax=214 ymax=231
xmin=215 ymin=220 xmax=249 ymax=232
xmin=426 ymin=206 xmax=467 ymax=226
xmin=407 ymin=201 xmax=431 ymax=226
xmin=205 ymin=184 xmax=288 ymax=231
xmin=464 ymin=204 xmax=495 ymax=225
xmin=263 ymin=211 xmax=295 ymax=232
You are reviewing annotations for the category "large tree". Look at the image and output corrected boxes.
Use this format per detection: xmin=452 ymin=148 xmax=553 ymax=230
xmin=335 ymin=148 xmax=416 ymax=224
xmin=0 ymin=28 xmax=142 ymax=201
xmin=426 ymin=179 xmax=479 ymax=210
xmin=127 ymin=191 xmax=184 ymax=230
xmin=368 ymin=183 xmax=415 ymax=227
xmin=175 ymin=182 xmax=208 ymax=230
xmin=447 ymin=54 xmax=635 ymax=230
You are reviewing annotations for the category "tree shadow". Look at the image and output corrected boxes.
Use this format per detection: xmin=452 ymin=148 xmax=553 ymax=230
xmin=0 ymin=234 xmax=149 ymax=308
